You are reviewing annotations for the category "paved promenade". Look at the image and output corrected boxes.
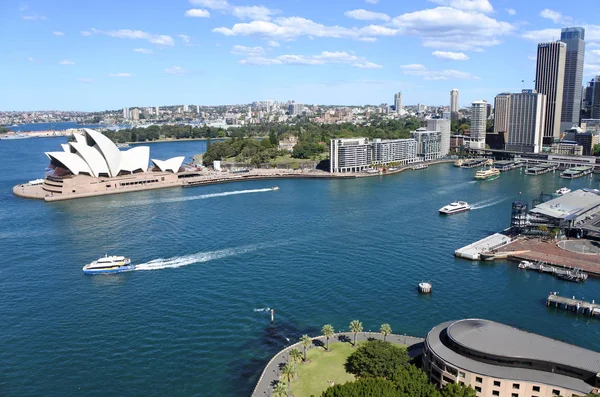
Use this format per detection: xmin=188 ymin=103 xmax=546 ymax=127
xmin=251 ymin=331 xmax=424 ymax=397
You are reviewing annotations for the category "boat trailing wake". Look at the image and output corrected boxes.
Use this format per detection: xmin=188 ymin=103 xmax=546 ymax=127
xmin=471 ymin=197 xmax=509 ymax=210
xmin=254 ymin=307 xmax=271 ymax=312
xmin=112 ymin=188 xmax=275 ymax=208
xmin=134 ymin=244 xmax=263 ymax=271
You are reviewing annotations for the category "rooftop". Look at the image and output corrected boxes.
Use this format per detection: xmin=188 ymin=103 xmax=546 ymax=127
xmin=530 ymin=189 xmax=600 ymax=220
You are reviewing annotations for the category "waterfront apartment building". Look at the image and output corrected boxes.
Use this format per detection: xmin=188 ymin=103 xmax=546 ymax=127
xmin=427 ymin=118 xmax=451 ymax=156
xmin=535 ymin=41 xmax=566 ymax=142
xmin=560 ymin=27 xmax=585 ymax=131
xmin=329 ymin=138 xmax=371 ymax=173
xmin=450 ymin=89 xmax=459 ymax=120
xmin=470 ymin=100 xmax=487 ymax=150
xmin=505 ymin=90 xmax=547 ymax=153
xmin=371 ymin=138 xmax=418 ymax=165
xmin=412 ymin=129 xmax=442 ymax=161
xmin=423 ymin=319 xmax=600 ymax=397
xmin=394 ymin=92 xmax=402 ymax=113
xmin=493 ymin=93 xmax=511 ymax=135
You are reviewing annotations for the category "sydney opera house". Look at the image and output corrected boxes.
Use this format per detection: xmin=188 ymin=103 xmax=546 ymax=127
xmin=14 ymin=129 xmax=189 ymax=201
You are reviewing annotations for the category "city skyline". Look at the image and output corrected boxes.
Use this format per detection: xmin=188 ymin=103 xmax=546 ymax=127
xmin=3 ymin=0 xmax=600 ymax=111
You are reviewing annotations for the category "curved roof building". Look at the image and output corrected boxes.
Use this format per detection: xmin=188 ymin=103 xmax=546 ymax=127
xmin=423 ymin=319 xmax=600 ymax=397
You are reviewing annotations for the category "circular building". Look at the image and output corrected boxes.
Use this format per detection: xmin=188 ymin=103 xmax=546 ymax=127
xmin=423 ymin=319 xmax=600 ymax=397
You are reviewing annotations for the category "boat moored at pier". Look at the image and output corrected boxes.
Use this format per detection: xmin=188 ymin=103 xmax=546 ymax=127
xmin=83 ymin=255 xmax=134 ymax=275
xmin=439 ymin=201 xmax=471 ymax=215
xmin=556 ymin=187 xmax=571 ymax=195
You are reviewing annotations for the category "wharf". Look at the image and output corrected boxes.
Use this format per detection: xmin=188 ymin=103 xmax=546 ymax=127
xmin=546 ymin=294 xmax=600 ymax=317
xmin=495 ymin=238 xmax=600 ymax=276
xmin=460 ymin=158 xmax=489 ymax=169
xmin=494 ymin=160 xmax=526 ymax=172
xmin=525 ymin=163 xmax=557 ymax=175
xmin=454 ymin=233 xmax=512 ymax=260
xmin=560 ymin=166 xmax=593 ymax=179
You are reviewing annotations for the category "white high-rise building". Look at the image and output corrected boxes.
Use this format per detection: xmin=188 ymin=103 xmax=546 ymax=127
xmin=535 ymin=41 xmax=566 ymax=141
xmin=196 ymin=105 xmax=200 ymax=114
xmin=329 ymin=138 xmax=371 ymax=173
xmin=427 ymin=119 xmax=451 ymax=156
xmin=470 ymin=100 xmax=487 ymax=150
xmin=412 ymin=129 xmax=442 ymax=161
xmin=155 ymin=106 xmax=160 ymax=116
xmin=494 ymin=93 xmax=511 ymax=134
xmin=505 ymin=90 xmax=547 ymax=153
xmin=122 ymin=107 xmax=129 ymax=120
xmin=560 ymin=27 xmax=585 ymax=132
xmin=450 ymin=89 xmax=459 ymax=118
xmin=247 ymin=106 xmax=252 ymax=119
xmin=183 ymin=104 xmax=189 ymax=113
xmin=394 ymin=92 xmax=402 ymax=113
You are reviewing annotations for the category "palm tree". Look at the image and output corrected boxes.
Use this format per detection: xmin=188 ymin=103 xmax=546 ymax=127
xmin=281 ymin=363 xmax=295 ymax=396
xmin=321 ymin=324 xmax=335 ymax=351
xmin=273 ymin=381 xmax=287 ymax=397
xmin=289 ymin=348 xmax=302 ymax=379
xmin=349 ymin=319 xmax=363 ymax=347
xmin=299 ymin=334 xmax=312 ymax=362
xmin=380 ymin=323 xmax=392 ymax=342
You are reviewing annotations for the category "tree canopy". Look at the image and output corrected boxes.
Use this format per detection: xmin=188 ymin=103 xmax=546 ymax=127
xmin=345 ymin=340 xmax=409 ymax=379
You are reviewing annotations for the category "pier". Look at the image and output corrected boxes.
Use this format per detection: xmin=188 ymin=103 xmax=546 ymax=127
xmin=560 ymin=166 xmax=593 ymax=179
xmin=460 ymin=158 xmax=490 ymax=169
xmin=525 ymin=163 xmax=557 ymax=175
xmin=454 ymin=233 xmax=512 ymax=260
xmin=494 ymin=160 xmax=525 ymax=172
xmin=546 ymin=294 xmax=600 ymax=317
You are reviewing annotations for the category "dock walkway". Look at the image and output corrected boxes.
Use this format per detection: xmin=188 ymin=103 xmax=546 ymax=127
xmin=546 ymin=294 xmax=600 ymax=317
xmin=455 ymin=233 xmax=512 ymax=260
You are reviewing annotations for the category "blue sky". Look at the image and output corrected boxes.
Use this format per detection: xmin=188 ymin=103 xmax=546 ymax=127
xmin=2 ymin=0 xmax=600 ymax=111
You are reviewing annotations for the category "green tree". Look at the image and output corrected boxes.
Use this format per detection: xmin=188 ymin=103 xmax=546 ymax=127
xmin=345 ymin=340 xmax=409 ymax=379
xmin=281 ymin=362 xmax=295 ymax=396
xmin=289 ymin=348 xmax=302 ymax=379
xmin=299 ymin=334 xmax=312 ymax=362
xmin=551 ymin=228 xmax=561 ymax=239
xmin=593 ymin=143 xmax=600 ymax=156
xmin=321 ymin=378 xmax=398 ymax=397
xmin=273 ymin=381 xmax=287 ymax=397
xmin=269 ymin=130 xmax=278 ymax=146
xmin=440 ymin=382 xmax=477 ymax=397
xmin=390 ymin=364 xmax=442 ymax=397
xmin=380 ymin=324 xmax=392 ymax=342
xmin=322 ymin=324 xmax=335 ymax=351
xmin=349 ymin=320 xmax=363 ymax=347
xmin=539 ymin=225 xmax=549 ymax=235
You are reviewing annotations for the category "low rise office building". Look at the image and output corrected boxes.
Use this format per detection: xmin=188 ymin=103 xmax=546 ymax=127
xmin=423 ymin=318 xmax=600 ymax=397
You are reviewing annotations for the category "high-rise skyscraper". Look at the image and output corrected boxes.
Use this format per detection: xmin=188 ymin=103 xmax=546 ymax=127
xmin=535 ymin=41 xmax=566 ymax=142
xmin=470 ymin=100 xmax=487 ymax=150
xmin=394 ymin=92 xmax=402 ymax=113
xmin=155 ymin=106 xmax=160 ymax=116
xmin=505 ymin=90 xmax=547 ymax=153
xmin=427 ymin=118 xmax=451 ymax=156
xmin=493 ymin=93 xmax=511 ymax=134
xmin=593 ymin=76 xmax=600 ymax=119
xmin=122 ymin=107 xmax=129 ymax=120
xmin=183 ymin=104 xmax=189 ymax=113
xmin=560 ymin=27 xmax=585 ymax=131
xmin=450 ymin=89 xmax=459 ymax=120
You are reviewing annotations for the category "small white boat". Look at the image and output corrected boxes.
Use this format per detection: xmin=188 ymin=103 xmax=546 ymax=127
xmin=82 ymin=255 xmax=134 ymax=275
xmin=439 ymin=201 xmax=472 ymax=215
xmin=271 ymin=186 xmax=279 ymax=191
xmin=518 ymin=260 xmax=532 ymax=269
xmin=555 ymin=187 xmax=571 ymax=195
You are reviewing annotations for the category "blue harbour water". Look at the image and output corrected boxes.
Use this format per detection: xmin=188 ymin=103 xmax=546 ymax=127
xmin=1 ymin=138 xmax=599 ymax=396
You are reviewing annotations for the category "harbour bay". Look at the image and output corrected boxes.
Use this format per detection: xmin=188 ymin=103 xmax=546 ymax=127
xmin=1 ymin=138 xmax=599 ymax=396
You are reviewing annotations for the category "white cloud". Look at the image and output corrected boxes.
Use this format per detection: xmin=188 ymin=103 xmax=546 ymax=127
xmin=540 ymin=9 xmax=572 ymax=25
xmin=190 ymin=0 xmax=277 ymax=20
xmin=344 ymin=9 xmax=390 ymax=22
xmin=359 ymin=37 xmax=377 ymax=42
xmin=432 ymin=50 xmax=469 ymax=60
xmin=134 ymin=48 xmax=154 ymax=54
xmin=213 ymin=17 xmax=398 ymax=40
xmin=239 ymin=50 xmax=381 ymax=69
xmin=58 ymin=59 xmax=75 ymax=65
xmin=400 ymin=64 xmax=478 ymax=80
xmin=178 ymin=34 xmax=191 ymax=44
xmin=81 ymin=30 xmax=92 ymax=36
xmin=22 ymin=15 xmax=47 ymax=20
xmin=584 ymin=63 xmax=600 ymax=76
xmin=231 ymin=45 xmax=265 ymax=56
xmin=53 ymin=31 xmax=65 ymax=36
xmin=27 ymin=57 xmax=36 ymax=62
xmin=391 ymin=7 xmax=514 ymax=51
xmin=165 ymin=66 xmax=189 ymax=75
xmin=109 ymin=73 xmax=134 ymax=77
xmin=521 ymin=28 xmax=561 ymax=42
xmin=528 ymin=55 xmax=537 ymax=61
xmin=428 ymin=0 xmax=493 ymax=13
xmin=76 ymin=77 xmax=94 ymax=83
xmin=86 ymin=28 xmax=175 ymax=46
xmin=185 ymin=9 xmax=211 ymax=17
xmin=506 ymin=8 xmax=516 ymax=15
xmin=365 ymin=0 xmax=379 ymax=3
xmin=267 ymin=40 xmax=280 ymax=47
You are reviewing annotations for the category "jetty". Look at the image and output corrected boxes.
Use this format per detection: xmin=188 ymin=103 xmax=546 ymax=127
xmin=518 ymin=261 xmax=588 ymax=282
xmin=546 ymin=293 xmax=600 ymax=317
xmin=460 ymin=158 xmax=490 ymax=169
xmin=494 ymin=160 xmax=526 ymax=172
xmin=454 ymin=233 xmax=512 ymax=260
xmin=525 ymin=163 xmax=557 ymax=175
xmin=560 ymin=166 xmax=593 ymax=179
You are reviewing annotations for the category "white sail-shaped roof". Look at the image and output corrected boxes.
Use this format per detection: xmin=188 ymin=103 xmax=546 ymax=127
xmin=119 ymin=147 xmax=149 ymax=173
xmin=83 ymin=129 xmax=121 ymax=177
xmin=73 ymin=133 xmax=87 ymax=144
xmin=46 ymin=151 xmax=93 ymax=176
xmin=60 ymin=143 xmax=71 ymax=152
xmin=69 ymin=141 xmax=110 ymax=177
xmin=151 ymin=156 xmax=185 ymax=173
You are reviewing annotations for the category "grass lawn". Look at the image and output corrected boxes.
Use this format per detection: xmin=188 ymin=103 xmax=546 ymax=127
xmin=289 ymin=342 xmax=357 ymax=397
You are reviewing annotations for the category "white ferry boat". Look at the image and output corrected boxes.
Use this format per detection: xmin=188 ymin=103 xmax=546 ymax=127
xmin=82 ymin=255 xmax=134 ymax=275
xmin=439 ymin=201 xmax=472 ymax=215
xmin=555 ymin=187 xmax=571 ymax=195
xmin=474 ymin=167 xmax=501 ymax=181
